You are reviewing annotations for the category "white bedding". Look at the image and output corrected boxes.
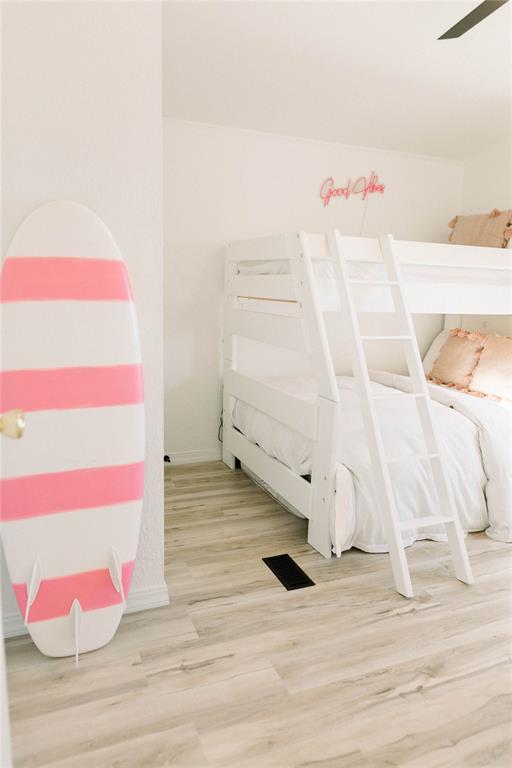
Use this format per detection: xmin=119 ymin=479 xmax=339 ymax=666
xmin=232 ymin=374 xmax=512 ymax=556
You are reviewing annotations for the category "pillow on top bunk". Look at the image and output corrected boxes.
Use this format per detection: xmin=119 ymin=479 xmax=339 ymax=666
xmin=448 ymin=209 xmax=512 ymax=248
xmin=426 ymin=328 xmax=485 ymax=389
xmin=469 ymin=334 xmax=512 ymax=401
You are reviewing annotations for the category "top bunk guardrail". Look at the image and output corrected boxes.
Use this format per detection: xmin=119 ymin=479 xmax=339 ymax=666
xmin=226 ymin=233 xmax=512 ymax=315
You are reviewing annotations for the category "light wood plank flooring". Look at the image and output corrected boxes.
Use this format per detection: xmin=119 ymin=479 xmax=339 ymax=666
xmin=5 ymin=461 xmax=512 ymax=767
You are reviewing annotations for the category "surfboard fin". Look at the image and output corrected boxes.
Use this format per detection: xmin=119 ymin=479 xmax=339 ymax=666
xmin=70 ymin=599 xmax=82 ymax=669
xmin=25 ymin=557 xmax=42 ymax=624
xmin=108 ymin=546 xmax=125 ymax=604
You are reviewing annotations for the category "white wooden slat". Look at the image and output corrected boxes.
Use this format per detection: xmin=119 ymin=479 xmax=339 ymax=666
xmin=230 ymin=275 xmax=297 ymax=302
xmin=229 ymin=274 xmax=511 ymax=317
xmin=226 ymin=234 xmax=289 ymax=262
xmin=404 ymin=283 xmax=512 ymax=315
xmin=226 ymin=233 xmax=330 ymax=264
xmin=333 ymin=236 xmax=382 ymax=262
xmin=224 ymin=426 xmax=312 ymax=518
xmin=226 ymin=232 xmax=512 ymax=272
xmin=238 ymin=298 xmax=302 ymax=317
xmin=303 ymin=233 xmax=330 ymax=261
xmin=228 ymin=370 xmax=317 ymax=439
xmin=230 ymin=307 xmax=308 ymax=354
xmin=394 ymin=240 xmax=512 ymax=270
xmin=338 ymin=235 xmax=512 ymax=270
xmin=316 ymin=281 xmax=512 ymax=315
xmin=399 ymin=515 xmax=452 ymax=531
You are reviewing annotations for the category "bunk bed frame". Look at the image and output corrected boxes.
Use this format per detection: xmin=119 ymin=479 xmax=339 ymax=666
xmin=222 ymin=232 xmax=512 ymax=590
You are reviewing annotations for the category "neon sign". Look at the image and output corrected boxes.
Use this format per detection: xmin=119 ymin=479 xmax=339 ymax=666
xmin=320 ymin=172 xmax=385 ymax=207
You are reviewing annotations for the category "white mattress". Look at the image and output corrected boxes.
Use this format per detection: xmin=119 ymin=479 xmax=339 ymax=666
xmin=231 ymin=374 xmax=504 ymax=556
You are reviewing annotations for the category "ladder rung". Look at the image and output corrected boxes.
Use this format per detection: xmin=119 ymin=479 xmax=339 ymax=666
xmin=350 ymin=280 xmax=399 ymax=286
xmin=361 ymin=335 xmax=412 ymax=341
xmin=385 ymin=453 xmax=440 ymax=464
xmin=373 ymin=392 xmax=426 ymax=400
xmin=400 ymin=515 xmax=453 ymax=531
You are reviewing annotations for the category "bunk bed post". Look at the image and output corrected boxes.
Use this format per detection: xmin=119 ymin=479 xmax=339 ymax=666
xmin=308 ymin=398 xmax=338 ymax=558
xmin=222 ymin=248 xmax=238 ymax=470
xmin=289 ymin=233 xmax=340 ymax=559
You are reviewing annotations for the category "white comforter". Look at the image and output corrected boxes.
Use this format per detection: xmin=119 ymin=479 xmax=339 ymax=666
xmin=372 ymin=371 xmax=512 ymax=543
xmin=232 ymin=374 xmax=512 ymax=556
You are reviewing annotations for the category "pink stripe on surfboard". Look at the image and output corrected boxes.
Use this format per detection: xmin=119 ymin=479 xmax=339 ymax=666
xmin=0 ymin=257 xmax=133 ymax=302
xmin=0 ymin=365 xmax=143 ymax=413
xmin=13 ymin=561 xmax=135 ymax=623
xmin=0 ymin=462 xmax=144 ymax=522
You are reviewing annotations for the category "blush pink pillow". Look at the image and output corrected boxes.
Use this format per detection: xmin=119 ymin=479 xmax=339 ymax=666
xmin=427 ymin=329 xmax=485 ymax=389
xmin=469 ymin=334 xmax=512 ymax=401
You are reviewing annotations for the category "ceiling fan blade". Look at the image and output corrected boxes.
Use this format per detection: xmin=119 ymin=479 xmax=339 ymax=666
xmin=438 ymin=0 xmax=509 ymax=39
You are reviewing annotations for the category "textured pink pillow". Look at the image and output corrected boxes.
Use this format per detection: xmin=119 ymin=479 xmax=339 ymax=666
xmin=448 ymin=209 xmax=512 ymax=248
xmin=469 ymin=334 xmax=512 ymax=401
xmin=427 ymin=329 xmax=485 ymax=389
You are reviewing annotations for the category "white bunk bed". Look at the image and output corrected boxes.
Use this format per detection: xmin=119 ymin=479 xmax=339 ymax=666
xmin=222 ymin=232 xmax=512 ymax=595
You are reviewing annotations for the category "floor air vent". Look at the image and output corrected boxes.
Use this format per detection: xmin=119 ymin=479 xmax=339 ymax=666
xmin=262 ymin=554 xmax=315 ymax=591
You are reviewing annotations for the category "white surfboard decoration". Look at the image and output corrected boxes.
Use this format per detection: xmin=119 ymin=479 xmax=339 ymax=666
xmin=24 ymin=557 xmax=42 ymax=625
xmin=70 ymin=599 xmax=83 ymax=669
xmin=108 ymin=546 xmax=126 ymax=604
xmin=0 ymin=200 xmax=145 ymax=658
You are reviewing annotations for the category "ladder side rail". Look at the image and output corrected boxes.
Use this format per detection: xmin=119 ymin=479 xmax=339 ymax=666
xmin=289 ymin=233 xmax=339 ymax=558
xmin=379 ymin=236 xmax=473 ymax=585
xmin=329 ymin=231 xmax=413 ymax=597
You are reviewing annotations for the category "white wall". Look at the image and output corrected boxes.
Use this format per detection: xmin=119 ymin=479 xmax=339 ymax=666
xmin=1 ymin=1 xmax=168 ymax=636
xmin=462 ymin=138 xmax=512 ymax=213
xmin=460 ymin=137 xmax=512 ymax=338
xmin=164 ymin=119 xmax=464 ymax=461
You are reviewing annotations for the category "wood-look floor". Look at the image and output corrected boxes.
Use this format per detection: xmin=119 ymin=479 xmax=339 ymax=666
xmin=5 ymin=461 xmax=512 ymax=767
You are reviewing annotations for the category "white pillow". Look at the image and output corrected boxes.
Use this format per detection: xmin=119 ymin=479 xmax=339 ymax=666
xmin=422 ymin=329 xmax=450 ymax=374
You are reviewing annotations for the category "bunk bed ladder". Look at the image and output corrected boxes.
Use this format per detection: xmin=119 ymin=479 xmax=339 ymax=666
xmin=328 ymin=230 xmax=473 ymax=597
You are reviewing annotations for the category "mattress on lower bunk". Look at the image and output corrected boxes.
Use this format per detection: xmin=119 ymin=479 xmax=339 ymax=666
xmin=231 ymin=374 xmax=509 ymax=555
xmin=238 ymin=258 xmax=503 ymax=285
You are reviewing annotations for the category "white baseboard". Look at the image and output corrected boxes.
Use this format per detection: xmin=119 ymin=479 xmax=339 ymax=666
xmin=2 ymin=582 xmax=170 ymax=639
xmin=124 ymin=583 xmax=170 ymax=614
xmin=169 ymin=446 xmax=222 ymax=465
xmin=2 ymin=612 xmax=25 ymax=640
